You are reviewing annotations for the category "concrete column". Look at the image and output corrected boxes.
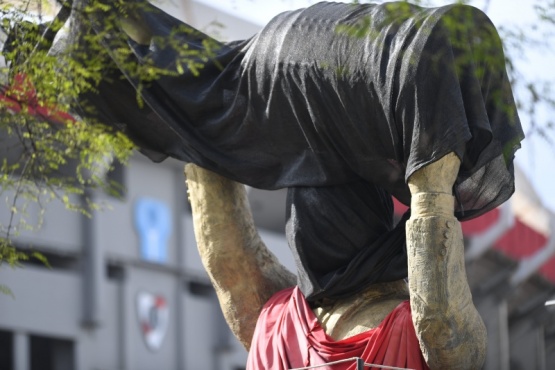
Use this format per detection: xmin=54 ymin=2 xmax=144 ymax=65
xmin=82 ymin=189 xmax=104 ymax=328
xmin=13 ymin=332 xmax=29 ymax=370
xmin=510 ymin=320 xmax=547 ymax=370
xmin=117 ymin=272 xmax=128 ymax=370
xmin=174 ymin=169 xmax=186 ymax=370
xmin=477 ymin=297 xmax=510 ymax=370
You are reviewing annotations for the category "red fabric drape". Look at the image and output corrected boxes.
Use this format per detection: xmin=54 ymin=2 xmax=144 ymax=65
xmin=247 ymin=287 xmax=429 ymax=370
xmin=0 ymin=73 xmax=75 ymax=125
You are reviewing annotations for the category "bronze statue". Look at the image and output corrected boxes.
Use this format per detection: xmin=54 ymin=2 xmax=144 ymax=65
xmin=2 ymin=0 xmax=521 ymax=368
xmin=186 ymin=152 xmax=486 ymax=369
xmin=101 ymin=1 xmax=521 ymax=368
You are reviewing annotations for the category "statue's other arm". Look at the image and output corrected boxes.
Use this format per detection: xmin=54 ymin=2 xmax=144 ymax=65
xmin=185 ymin=164 xmax=296 ymax=350
xmin=407 ymin=152 xmax=487 ymax=369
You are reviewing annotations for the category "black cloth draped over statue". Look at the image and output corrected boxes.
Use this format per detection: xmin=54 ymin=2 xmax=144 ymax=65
xmin=80 ymin=1 xmax=524 ymax=301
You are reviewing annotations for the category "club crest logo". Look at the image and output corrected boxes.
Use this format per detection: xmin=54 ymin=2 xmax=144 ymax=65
xmin=136 ymin=291 xmax=169 ymax=351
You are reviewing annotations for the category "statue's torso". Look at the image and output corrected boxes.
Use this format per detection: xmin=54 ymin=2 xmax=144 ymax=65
xmin=312 ymin=279 xmax=409 ymax=340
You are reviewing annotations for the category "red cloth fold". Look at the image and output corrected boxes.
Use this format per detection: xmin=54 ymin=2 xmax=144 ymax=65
xmin=0 ymin=73 xmax=75 ymax=125
xmin=247 ymin=287 xmax=429 ymax=370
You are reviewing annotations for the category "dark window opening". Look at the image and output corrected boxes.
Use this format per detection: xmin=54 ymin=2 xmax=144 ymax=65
xmin=15 ymin=248 xmax=78 ymax=271
xmin=106 ymin=159 xmax=127 ymax=199
xmin=187 ymin=280 xmax=214 ymax=298
xmin=0 ymin=330 xmax=13 ymax=370
xmin=30 ymin=335 xmax=74 ymax=370
xmin=106 ymin=263 xmax=125 ymax=281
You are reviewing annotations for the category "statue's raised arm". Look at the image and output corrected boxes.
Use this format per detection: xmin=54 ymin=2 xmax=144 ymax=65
xmin=406 ymin=152 xmax=487 ymax=369
xmin=185 ymin=164 xmax=295 ymax=350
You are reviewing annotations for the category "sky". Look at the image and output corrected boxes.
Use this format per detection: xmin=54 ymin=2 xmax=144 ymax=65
xmin=483 ymin=0 xmax=555 ymax=213
xmin=196 ymin=0 xmax=555 ymax=213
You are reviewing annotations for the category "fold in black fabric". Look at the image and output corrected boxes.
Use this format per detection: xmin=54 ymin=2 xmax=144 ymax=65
xmin=79 ymin=1 xmax=524 ymax=300
xmin=286 ymin=181 xmax=410 ymax=301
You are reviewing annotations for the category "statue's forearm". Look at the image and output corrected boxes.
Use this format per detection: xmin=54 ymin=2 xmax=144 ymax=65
xmin=407 ymin=153 xmax=487 ymax=370
xmin=185 ymin=164 xmax=296 ymax=349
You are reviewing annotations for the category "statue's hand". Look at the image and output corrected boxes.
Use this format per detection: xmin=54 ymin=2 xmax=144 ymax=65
xmin=407 ymin=152 xmax=460 ymax=195
xmin=407 ymin=152 xmax=460 ymax=218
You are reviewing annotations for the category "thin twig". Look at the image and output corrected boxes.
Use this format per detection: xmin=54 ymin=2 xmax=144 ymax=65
xmin=6 ymin=158 xmax=31 ymax=240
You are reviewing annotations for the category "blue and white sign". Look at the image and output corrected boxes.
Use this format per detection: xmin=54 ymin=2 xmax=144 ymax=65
xmin=134 ymin=198 xmax=172 ymax=263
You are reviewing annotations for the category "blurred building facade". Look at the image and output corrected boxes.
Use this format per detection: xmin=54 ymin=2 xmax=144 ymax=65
xmin=0 ymin=1 xmax=554 ymax=370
